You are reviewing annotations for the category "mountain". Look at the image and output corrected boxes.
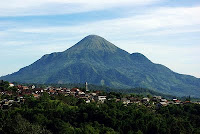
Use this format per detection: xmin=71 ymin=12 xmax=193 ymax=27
xmin=1 ymin=35 xmax=200 ymax=97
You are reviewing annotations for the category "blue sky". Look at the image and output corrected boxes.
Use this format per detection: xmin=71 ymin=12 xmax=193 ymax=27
xmin=0 ymin=0 xmax=200 ymax=78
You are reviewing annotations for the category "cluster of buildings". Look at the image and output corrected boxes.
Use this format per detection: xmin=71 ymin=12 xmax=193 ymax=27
xmin=119 ymin=95 xmax=194 ymax=107
xmin=0 ymin=81 xmax=199 ymax=109
xmin=107 ymin=94 xmax=199 ymax=108
xmin=0 ymin=82 xmax=107 ymax=109
xmin=0 ymin=96 xmax=25 ymax=110
xmin=17 ymin=84 xmax=107 ymax=103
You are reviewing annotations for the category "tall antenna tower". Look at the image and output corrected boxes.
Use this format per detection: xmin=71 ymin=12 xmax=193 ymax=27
xmin=85 ymin=82 xmax=89 ymax=92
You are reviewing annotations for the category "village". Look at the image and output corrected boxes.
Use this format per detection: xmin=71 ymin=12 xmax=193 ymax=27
xmin=0 ymin=81 xmax=199 ymax=110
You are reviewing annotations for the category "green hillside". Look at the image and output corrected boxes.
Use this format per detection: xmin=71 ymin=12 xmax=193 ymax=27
xmin=1 ymin=35 xmax=200 ymax=97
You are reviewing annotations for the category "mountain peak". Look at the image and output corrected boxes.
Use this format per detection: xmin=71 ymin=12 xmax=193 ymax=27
xmin=84 ymin=34 xmax=103 ymax=40
xmin=70 ymin=35 xmax=119 ymax=53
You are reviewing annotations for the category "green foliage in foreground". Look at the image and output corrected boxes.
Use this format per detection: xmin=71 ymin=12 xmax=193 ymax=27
xmin=0 ymin=93 xmax=200 ymax=134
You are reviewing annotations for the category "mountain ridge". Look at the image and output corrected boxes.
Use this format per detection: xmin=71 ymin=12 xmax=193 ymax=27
xmin=1 ymin=35 xmax=200 ymax=97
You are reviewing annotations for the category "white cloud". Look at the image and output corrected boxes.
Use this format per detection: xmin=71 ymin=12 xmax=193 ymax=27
xmin=1 ymin=5 xmax=200 ymax=78
xmin=0 ymin=0 xmax=159 ymax=16
xmin=8 ymin=6 xmax=200 ymax=37
xmin=1 ymin=6 xmax=200 ymax=50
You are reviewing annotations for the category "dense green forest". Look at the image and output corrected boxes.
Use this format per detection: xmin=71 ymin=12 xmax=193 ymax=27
xmin=0 ymin=93 xmax=200 ymax=134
